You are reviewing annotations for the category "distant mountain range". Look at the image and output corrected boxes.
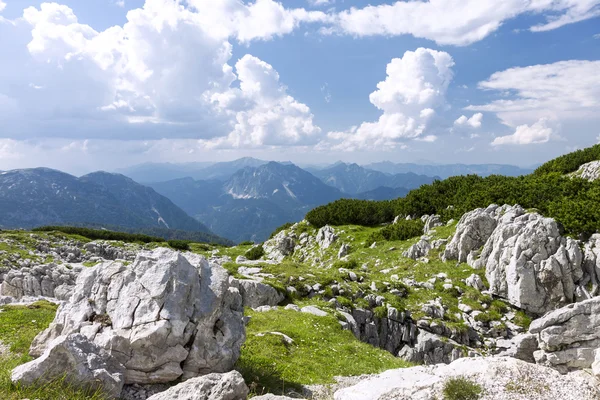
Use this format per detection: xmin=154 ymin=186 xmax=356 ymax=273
xmin=312 ymin=163 xmax=436 ymax=194
xmin=1 ymin=158 xmax=532 ymax=244
xmin=363 ymin=162 xmax=532 ymax=179
xmin=0 ymin=168 xmax=229 ymax=244
xmin=117 ymin=158 xmax=531 ymax=183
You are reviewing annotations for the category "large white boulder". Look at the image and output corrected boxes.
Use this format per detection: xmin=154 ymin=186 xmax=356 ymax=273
xmin=529 ymin=296 xmax=600 ymax=373
xmin=146 ymin=370 xmax=248 ymax=400
xmin=334 ymin=357 xmax=600 ymax=400
xmin=442 ymin=205 xmax=502 ymax=263
xmin=12 ymin=334 xmax=125 ymax=399
xmin=28 ymin=248 xmax=245 ymax=384
xmin=474 ymin=212 xmax=585 ymax=315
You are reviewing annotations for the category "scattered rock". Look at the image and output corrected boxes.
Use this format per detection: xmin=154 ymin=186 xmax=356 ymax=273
xmin=301 ymin=306 xmax=328 ymax=317
xmin=12 ymin=334 xmax=125 ymax=399
xmin=146 ymin=370 xmax=248 ymax=400
xmin=465 ymin=274 xmax=485 ymax=291
xmin=338 ymin=243 xmax=350 ymax=259
xmin=0 ymin=262 xmax=81 ymax=300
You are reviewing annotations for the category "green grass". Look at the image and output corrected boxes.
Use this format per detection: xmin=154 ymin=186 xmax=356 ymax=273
xmin=237 ymin=308 xmax=411 ymax=396
xmin=0 ymin=301 xmax=108 ymax=399
xmin=443 ymin=376 xmax=483 ymax=400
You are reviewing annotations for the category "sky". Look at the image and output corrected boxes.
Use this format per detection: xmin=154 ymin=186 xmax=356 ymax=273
xmin=0 ymin=0 xmax=599 ymax=174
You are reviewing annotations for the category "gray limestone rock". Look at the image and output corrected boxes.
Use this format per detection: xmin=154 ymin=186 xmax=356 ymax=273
xmin=12 ymin=334 xmax=125 ymax=399
xmin=146 ymin=370 xmax=248 ymax=400
xmin=28 ymin=248 xmax=245 ymax=384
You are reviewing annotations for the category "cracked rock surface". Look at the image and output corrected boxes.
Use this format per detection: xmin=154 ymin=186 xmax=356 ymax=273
xmin=29 ymin=247 xmax=245 ymax=384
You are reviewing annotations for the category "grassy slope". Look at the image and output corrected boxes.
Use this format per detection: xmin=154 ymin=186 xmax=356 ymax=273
xmin=237 ymin=309 xmax=410 ymax=396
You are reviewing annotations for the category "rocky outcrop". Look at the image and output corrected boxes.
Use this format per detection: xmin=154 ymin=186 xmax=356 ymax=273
xmin=12 ymin=334 xmax=125 ymax=399
xmin=263 ymin=231 xmax=295 ymax=262
xmin=333 ymin=357 xmax=600 ymax=400
xmin=338 ymin=243 xmax=350 ymax=259
xmin=582 ymin=234 xmax=600 ymax=297
xmin=442 ymin=205 xmax=500 ymax=263
xmin=316 ymin=225 xmax=338 ymax=249
xmin=0 ymin=262 xmax=81 ymax=300
xmin=493 ymin=333 xmax=539 ymax=363
xmin=572 ymin=160 xmax=600 ymax=181
xmin=29 ymin=248 xmax=245 ymax=384
xmin=339 ymin=307 xmax=418 ymax=357
xmin=233 ymin=278 xmax=284 ymax=308
xmin=446 ymin=204 xmax=596 ymax=315
xmin=397 ymin=331 xmax=464 ymax=365
xmin=146 ymin=370 xmax=248 ymax=400
xmin=403 ymin=238 xmax=431 ymax=260
xmin=84 ymin=241 xmax=136 ymax=261
xmin=529 ymin=296 xmax=600 ymax=373
xmin=423 ymin=214 xmax=443 ymax=233
xmin=474 ymin=211 xmax=585 ymax=315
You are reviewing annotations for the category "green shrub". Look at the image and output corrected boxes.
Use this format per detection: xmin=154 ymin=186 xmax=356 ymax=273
xmin=238 ymin=241 xmax=254 ymax=246
xmin=33 ymin=226 xmax=164 ymax=244
xmin=245 ymin=245 xmax=265 ymax=261
xmin=367 ymin=219 xmax=424 ymax=244
xmin=167 ymin=240 xmax=191 ymax=251
xmin=443 ymin=376 xmax=483 ymax=400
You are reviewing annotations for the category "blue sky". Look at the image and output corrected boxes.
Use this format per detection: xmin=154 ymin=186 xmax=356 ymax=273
xmin=0 ymin=0 xmax=599 ymax=174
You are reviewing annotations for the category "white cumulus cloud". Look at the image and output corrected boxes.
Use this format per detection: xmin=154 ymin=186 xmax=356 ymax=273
xmin=332 ymin=0 xmax=600 ymax=46
xmin=491 ymin=118 xmax=557 ymax=146
xmin=454 ymin=113 xmax=483 ymax=129
xmin=324 ymin=48 xmax=454 ymax=151
xmin=0 ymin=0 xmax=323 ymax=149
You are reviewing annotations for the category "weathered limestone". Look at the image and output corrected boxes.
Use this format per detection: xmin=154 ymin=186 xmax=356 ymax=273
xmin=12 ymin=334 xmax=125 ymax=399
xmin=529 ymin=296 xmax=600 ymax=373
xmin=145 ymin=371 xmax=248 ymax=400
xmin=403 ymin=238 xmax=431 ymax=260
xmin=333 ymin=357 xmax=600 ymax=400
xmin=476 ymin=212 xmax=585 ymax=315
xmin=263 ymin=231 xmax=295 ymax=262
xmin=0 ymin=262 xmax=81 ymax=300
xmin=571 ymin=160 xmax=600 ymax=182
xmin=316 ymin=225 xmax=338 ymax=249
xmin=442 ymin=204 xmax=507 ymax=263
xmin=28 ymin=248 xmax=245 ymax=384
xmin=423 ymin=215 xmax=443 ymax=234
xmin=232 ymin=278 xmax=284 ymax=308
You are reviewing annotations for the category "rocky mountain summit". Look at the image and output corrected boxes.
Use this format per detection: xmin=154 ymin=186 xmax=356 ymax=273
xmin=0 ymin=201 xmax=599 ymax=399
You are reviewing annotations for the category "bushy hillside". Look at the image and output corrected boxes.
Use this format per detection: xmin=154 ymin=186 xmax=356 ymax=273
xmin=307 ymin=146 xmax=600 ymax=238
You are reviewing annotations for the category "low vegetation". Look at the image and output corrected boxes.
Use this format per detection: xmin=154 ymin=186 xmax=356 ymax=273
xmin=442 ymin=376 xmax=483 ymax=400
xmin=245 ymin=245 xmax=265 ymax=260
